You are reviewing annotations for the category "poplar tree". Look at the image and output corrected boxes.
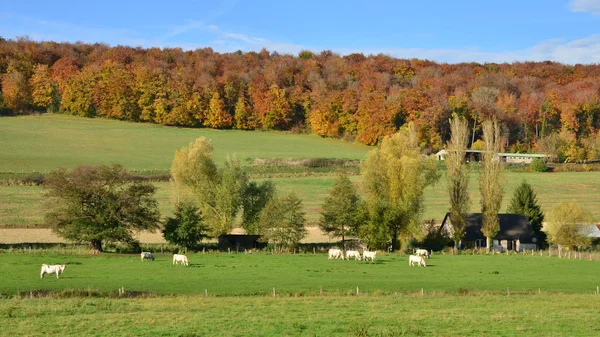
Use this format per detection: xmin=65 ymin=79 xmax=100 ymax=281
xmin=479 ymin=119 xmax=504 ymax=250
xmin=446 ymin=117 xmax=470 ymax=249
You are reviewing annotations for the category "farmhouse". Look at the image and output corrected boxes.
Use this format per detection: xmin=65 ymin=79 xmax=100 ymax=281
xmin=435 ymin=149 xmax=548 ymax=164
xmin=439 ymin=213 xmax=538 ymax=251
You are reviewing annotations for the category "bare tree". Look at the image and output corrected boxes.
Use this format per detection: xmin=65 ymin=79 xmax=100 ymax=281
xmin=479 ymin=119 xmax=504 ymax=250
xmin=446 ymin=117 xmax=470 ymax=250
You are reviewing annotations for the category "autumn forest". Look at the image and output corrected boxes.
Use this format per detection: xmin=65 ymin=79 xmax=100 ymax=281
xmin=1 ymin=37 xmax=600 ymax=160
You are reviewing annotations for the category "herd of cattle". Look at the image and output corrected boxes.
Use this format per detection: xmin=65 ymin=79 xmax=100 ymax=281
xmin=327 ymin=248 xmax=430 ymax=266
xmin=40 ymin=248 xmax=432 ymax=279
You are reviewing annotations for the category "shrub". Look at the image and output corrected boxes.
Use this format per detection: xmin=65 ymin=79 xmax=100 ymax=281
xmin=530 ymin=158 xmax=547 ymax=172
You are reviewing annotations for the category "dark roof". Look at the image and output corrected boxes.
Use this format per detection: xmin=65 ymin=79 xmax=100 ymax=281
xmin=441 ymin=213 xmax=538 ymax=243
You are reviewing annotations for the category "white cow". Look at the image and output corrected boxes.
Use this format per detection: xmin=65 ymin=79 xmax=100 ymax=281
xmin=40 ymin=264 xmax=67 ymax=278
xmin=173 ymin=254 xmax=189 ymax=266
xmin=409 ymin=255 xmax=427 ymax=267
xmin=415 ymin=249 xmax=430 ymax=258
xmin=328 ymin=248 xmax=343 ymax=260
xmin=345 ymin=250 xmax=361 ymax=260
xmin=141 ymin=252 xmax=155 ymax=261
xmin=363 ymin=250 xmax=377 ymax=262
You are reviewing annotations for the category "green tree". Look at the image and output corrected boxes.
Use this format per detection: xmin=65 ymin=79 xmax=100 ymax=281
xmin=507 ymin=180 xmax=546 ymax=246
xmin=43 ymin=165 xmax=160 ymax=252
xmin=360 ymin=123 xmax=440 ymax=250
xmin=446 ymin=116 xmax=471 ymax=250
xmin=241 ymin=181 xmax=276 ymax=234
xmin=258 ymin=192 xmax=307 ymax=252
xmin=162 ymin=203 xmax=206 ymax=251
xmin=479 ymin=119 xmax=504 ymax=250
xmin=319 ymin=172 xmax=363 ymax=250
xmin=546 ymin=201 xmax=595 ymax=250
xmin=171 ymin=137 xmax=259 ymax=237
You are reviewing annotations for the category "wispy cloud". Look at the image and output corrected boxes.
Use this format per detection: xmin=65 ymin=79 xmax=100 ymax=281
xmin=0 ymin=12 xmax=138 ymax=44
xmin=2 ymin=11 xmax=600 ymax=64
xmin=336 ymin=35 xmax=600 ymax=64
xmin=568 ymin=0 xmax=600 ymax=15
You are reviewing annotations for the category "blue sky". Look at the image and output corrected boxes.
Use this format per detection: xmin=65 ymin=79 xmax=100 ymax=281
xmin=1 ymin=0 xmax=600 ymax=64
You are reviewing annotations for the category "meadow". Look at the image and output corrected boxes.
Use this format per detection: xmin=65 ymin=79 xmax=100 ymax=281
xmin=2 ymin=253 xmax=600 ymax=336
xmin=2 ymin=253 xmax=600 ymax=296
xmin=0 ymin=114 xmax=368 ymax=173
xmin=2 ymin=294 xmax=600 ymax=336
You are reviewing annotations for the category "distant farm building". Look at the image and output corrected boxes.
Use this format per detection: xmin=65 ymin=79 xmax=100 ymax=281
xmin=440 ymin=213 xmax=538 ymax=251
xmin=435 ymin=149 xmax=548 ymax=164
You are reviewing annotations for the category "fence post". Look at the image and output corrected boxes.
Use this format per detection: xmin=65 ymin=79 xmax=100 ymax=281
xmin=320 ymin=286 xmax=323 ymax=295
xmin=228 ymin=247 xmax=230 ymax=255
xmin=273 ymin=287 xmax=276 ymax=297
xmin=205 ymin=289 xmax=208 ymax=298
xmin=507 ymin=287 xmax=510 ymax=296
xmin=356 ymin=286 xmax=360 ymax=296
xmin=421 ymin=288 xmax=424 ymax=297
xmin=313 ymin=247 xmax=316 ymax=254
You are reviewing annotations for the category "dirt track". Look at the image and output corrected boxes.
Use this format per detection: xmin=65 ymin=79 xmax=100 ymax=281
xmin=0 ymin=227 xmax=333 ymax=244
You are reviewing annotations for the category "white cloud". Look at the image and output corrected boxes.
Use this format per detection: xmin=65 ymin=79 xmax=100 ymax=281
xmin=336 ymin=35 xmax=600 ymax=64
xmin=569 ymin=0 xmax=600 ymax=15
xmin=3 ymin=12 xmax=600 ymax=64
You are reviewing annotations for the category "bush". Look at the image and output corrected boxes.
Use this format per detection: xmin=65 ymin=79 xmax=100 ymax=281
xmin=530 ymin=158 xmax=547 ymax=172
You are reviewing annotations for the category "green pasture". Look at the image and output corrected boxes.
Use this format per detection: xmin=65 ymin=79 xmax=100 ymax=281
xmin=2 ymin=253 xmax=600 ymax=296
xmin=2 ymin=172 xmax=599 ymax=228
xmin=2 ymin=294 xmax=600 ymax=336
xmin=0 ymin=114 xmax=368 ymax=172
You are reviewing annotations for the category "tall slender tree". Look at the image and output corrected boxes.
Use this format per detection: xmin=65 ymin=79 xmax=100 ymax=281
xmin=479 ymin=118 xmax=504 ymax=250
xmin=446 ymin=117 xmax=470 ymax=250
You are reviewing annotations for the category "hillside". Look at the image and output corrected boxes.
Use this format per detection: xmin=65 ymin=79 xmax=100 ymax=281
xmin=0 ymin=114 xmax=368 ymax=172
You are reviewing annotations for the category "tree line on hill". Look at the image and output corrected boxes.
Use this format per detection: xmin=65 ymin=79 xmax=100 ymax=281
xmin=2 ymin=37 xmax=600 ymax=161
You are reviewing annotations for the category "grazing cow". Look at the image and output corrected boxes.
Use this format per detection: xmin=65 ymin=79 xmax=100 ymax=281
xmin=346 ymin=250 xmax=361 ymax=260
xmin=40 ymin=264 xmax=67 ymax=278
xmin=328 ymin=248 xmax=343 ymax=260
xmin=140 ymin=252 xmax=155 ymax=262
xmin=173 ymin=254 xmax=189 ymax=266
xmin=415 ymin=249 xmax=430 ymax=258
xmin=363 ymin=250 xmax=377 ymax=262
xmin=409 ymin=255 xmax=427 ymax=267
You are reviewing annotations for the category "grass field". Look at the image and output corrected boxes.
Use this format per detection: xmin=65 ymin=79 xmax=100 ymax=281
xmin=2 ymin=172 xmax=599 ymax=229
xmin=2 ymin=294 xmax=600 ymax=336
xmin=2 ymin=253 xmax=600 ymax=336
xmin=0 ymin=114 xmax=368 ymax=172
xmin=2 ymin=253 xmax=600 ymax=296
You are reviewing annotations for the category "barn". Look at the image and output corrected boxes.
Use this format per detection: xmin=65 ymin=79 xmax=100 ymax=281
xmin=439 ymin=213 xmax=538 ymax=251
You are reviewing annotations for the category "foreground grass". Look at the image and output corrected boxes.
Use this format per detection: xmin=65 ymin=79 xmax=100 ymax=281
xmin=2 ymin=294 xmax=600 ymax=336
xmin=3 ymin=171 xmax=600 ymax=228
xmin=2 ymin=253 xmax=600 ymax=296
xmin=0 ymin=114 xmax=368 ymax=172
